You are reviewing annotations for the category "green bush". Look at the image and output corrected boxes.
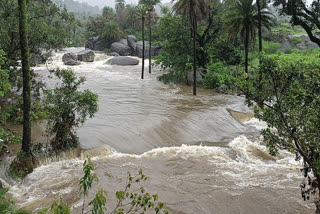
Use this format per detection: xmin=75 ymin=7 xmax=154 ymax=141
xmin=201 ymin=62 xmax=232 ymax=89
xmin=262 ymin=41 xmax=281 ymax=54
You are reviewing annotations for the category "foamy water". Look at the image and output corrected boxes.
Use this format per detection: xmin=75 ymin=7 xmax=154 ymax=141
xmin=4 ymin=48 xmax=314 ymax=213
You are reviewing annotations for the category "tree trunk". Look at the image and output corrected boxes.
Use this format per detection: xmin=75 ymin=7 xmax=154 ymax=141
xmin=19 ymin=0 xmax=32 ymax=156
xmin=190 ymin=0 xmax=197 ymax=95
xmin=245 ymin=25 xmax=249 ymax=74
xmin=257 ymin=0 xmax=262 ymax=52
xmin=149 ymin=10 xmax=152 ymax=74
xmin=141 ymin=15 xmax=145 ymax=79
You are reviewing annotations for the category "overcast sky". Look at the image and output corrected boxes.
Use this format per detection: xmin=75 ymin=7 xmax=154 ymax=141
xmin=75 ymin=0 xmax=172 ymax=9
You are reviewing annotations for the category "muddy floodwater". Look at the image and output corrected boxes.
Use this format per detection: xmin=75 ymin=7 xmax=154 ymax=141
xmin=2 ymin=48 xmax=314 ymax=213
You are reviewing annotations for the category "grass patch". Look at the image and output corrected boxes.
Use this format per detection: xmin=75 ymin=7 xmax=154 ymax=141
xmin=275 ymin=49 xmax=320 ymax=66
xmin=271 ymin=22 xmax=306 ymax=35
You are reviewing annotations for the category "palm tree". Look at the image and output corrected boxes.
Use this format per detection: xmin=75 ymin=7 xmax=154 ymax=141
xmin=136 ymin=4 xmax=148 ymax=79
xmin=224 ymin=0 xmax=272 ymax=73
xmin=257 ymin=0 xmax=262 ymax=52
xmin=172 ymin=0 xmax=207 ymax=95
xmin=139 ymin=0 xmax=160 ymax=74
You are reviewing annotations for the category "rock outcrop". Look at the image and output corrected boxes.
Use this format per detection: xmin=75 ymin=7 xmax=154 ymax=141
xmin=127 ymin=35 xmax=137 ymax=54
xmin=110 ymin=42 xmax=132 ymax=56
xmin=77 ymin=49 xmax=95 ymax=62
xmin=86 ymin=35 xmax=161 ymax=58
xmin=119 ymin=39 xmax=128 ymax=46
xmin=105 ymin=56 xmax=139 ymax=66
xmin=85 ymin=37 xmax=111 ymax=51
xmin=280 ymin=34 xmax=319 ymax=50
xmin=107 ymin=52 xmax=120 ymax=57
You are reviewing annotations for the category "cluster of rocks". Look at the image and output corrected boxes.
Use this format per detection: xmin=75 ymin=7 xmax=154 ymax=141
xmin=86 ymin=35 xmax=161 ymax=58
xmin=280 ymin=34 xmax=319 ymax=50
xmin=62 ymin=49 xmax=95 ymax=66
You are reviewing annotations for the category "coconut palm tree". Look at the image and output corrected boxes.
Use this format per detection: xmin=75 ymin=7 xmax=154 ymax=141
xmin=172 ymin=0 xmax=207 ymax=95
xmin=257 ymin=0 xmax=262 ymax=52
xmin=136 ymin=4 xmax=148 ymax=79
xmin=224 ymin=0 xmax=272 ymax=73
xmin=139 ymin=0 xmax=160 ymax=74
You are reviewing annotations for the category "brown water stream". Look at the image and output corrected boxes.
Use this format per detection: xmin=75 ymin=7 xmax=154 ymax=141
xmin=2 ymin=48 xmax=314 ymax=213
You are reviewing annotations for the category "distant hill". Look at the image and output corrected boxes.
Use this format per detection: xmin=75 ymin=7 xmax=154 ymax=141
xmin=72 ymin=0 xmax=172 ymax=9
xmin=52 ymin=0 xmax=102 ymax=20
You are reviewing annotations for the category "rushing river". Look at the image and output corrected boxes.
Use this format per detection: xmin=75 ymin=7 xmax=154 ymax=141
xmin=3 ymin=48 xmax=315 ymax=213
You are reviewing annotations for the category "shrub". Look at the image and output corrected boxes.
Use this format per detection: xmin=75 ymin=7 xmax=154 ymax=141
xmin=44 ymin=69 xmax=98 ymax=153
xmin=262 ymin=41 xmax=281 ymax=54
xmin=201 ymin=62 xmax=232 ymax=89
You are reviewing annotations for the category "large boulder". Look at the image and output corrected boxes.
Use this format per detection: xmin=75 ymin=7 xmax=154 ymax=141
xmin=107 ymin=52 xmax=120 ymax=57
xmin=298 ymin=34 xmax=318 ymax=49
xmin=77 ymin=49 xmax=95 ymax=62
xmin=94 ymin=39 xmax=110 ymax=51
xmin=64 ymin=59 xmax=81 ymax=66
xmin=136 ymin=41 xmax=160 ymax=58
xmin=85 ymin=37 xmax=112 ymax=51
xmin=62 ymin=52 xmax=77 ymax=62
xmin=110 ymin=42 xmax=132 ymax=56
xmin=85 ymin=39 xmax=95 ymax=50
xmin=127 ymin=35 xmax=137 ymax=54
xmin=105 ymin=56 xmax=139 ymax=66
xmin=62 ymin=52 xmax=80 ymax=65
xmin=119 ymin=39 xmax=128 ymax=46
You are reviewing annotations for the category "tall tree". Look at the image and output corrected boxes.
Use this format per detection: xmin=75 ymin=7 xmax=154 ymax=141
xmin=19 ymin=0 xmax=31 ymax=157
xmin=136 ymin=4 xmax=148 ymax=79
xmin=139 ymin=0 xmax=160 ymax=74
xmin=9 ymin=0 xmax=35 ymax=179
xmin=224 ymin=0 xmax=272 ymax=73
xmin=172 ymin=0 xmax=207 ymax=95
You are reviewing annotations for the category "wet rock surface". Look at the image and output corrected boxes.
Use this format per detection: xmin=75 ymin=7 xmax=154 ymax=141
xmin=77 ymin=49 xmax=95 ymax=62
xmin=105 ymin=56 xmax=139 ymax=65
